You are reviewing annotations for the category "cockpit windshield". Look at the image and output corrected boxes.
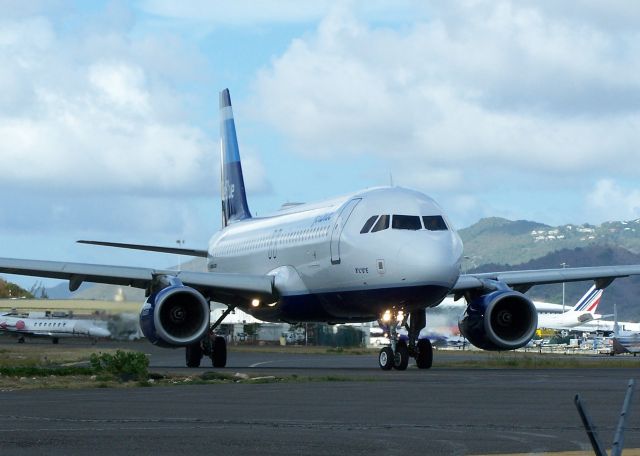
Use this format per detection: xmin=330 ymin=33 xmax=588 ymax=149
xmin=392 ymin=215 xmax=422 ymax=230
xmin=371 ymin=215 xmax=390 ymax=232
xmin=360 ymin=216 xmax=379 ymax=234
xmin=423 ymin=215 xmax=448 ymax=231
xmin=360 ymin=214 xmax=448 ymax=233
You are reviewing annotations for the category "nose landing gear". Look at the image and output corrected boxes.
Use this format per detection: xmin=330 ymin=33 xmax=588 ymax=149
xmin=377 ymin=308 xmax=432 ymax=370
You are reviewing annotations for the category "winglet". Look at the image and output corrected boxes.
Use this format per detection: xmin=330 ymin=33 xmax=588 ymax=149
xmin=219 ymin=88 xmax=251 ymax=227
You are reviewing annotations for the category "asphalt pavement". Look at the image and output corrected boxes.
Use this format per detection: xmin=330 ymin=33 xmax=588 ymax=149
xmin=0 ymin=339 xmax=638 ymax=455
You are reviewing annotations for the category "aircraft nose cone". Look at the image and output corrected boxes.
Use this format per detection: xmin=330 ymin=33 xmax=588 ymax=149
xmin=397 ymin=238 xmax=460 ymax=286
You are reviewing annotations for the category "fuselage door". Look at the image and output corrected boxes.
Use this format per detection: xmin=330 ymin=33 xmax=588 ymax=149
xmin=330 ymin=198 xmax=362 ymax=265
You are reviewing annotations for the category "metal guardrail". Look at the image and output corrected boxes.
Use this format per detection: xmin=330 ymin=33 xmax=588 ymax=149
xmin=574 ymin=379 xmax=635 ymax=456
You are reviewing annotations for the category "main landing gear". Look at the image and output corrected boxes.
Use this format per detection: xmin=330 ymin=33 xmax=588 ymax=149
xmin=185 ymin=333 xmax=227 ymax=368
xmin=185 ymin=304 xmax=234 ymax=368
xmin=377 ymin=309 xmax=432 ymax=371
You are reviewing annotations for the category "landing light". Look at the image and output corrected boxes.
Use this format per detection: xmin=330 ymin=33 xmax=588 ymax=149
xmin=251 ymin=299 xmax=260 ymax=307
xmin=397 ymin=311 xmax=404 ymax=322
xmin=382 ymin=310 xmax=391 ymax=322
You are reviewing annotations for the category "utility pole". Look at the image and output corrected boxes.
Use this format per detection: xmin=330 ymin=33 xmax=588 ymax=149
xmin=561 ymin=262 xmax=567 ymax=312
xmin=176 ymin=239 xmax=185 ymax=271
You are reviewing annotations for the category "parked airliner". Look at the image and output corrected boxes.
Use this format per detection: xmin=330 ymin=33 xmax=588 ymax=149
xmin=536 ymin=289 xmax=640 ymax=335
xmin=536 ymin=285 xmax=604 ymax=331
xmin=0 ymin=311 xmax=111 ymax=343
xmin=2 ymin=89 xmax=640 ymax=370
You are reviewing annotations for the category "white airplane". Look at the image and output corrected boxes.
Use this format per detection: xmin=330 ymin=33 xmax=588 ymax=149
xmin=2 ymin=88 xmax=640 ymax=370
xmin=611 ymin=305 xmax=640 ymax=355
xmin=537 ymin=285 xmax=604 ymax=331
xmin=534 ymin=287 xmax=640 ymax=335
xmin=574 ymin=315 xmax=640 ymax=334
xmin=0 ymin=311 xmax=111 ymax=343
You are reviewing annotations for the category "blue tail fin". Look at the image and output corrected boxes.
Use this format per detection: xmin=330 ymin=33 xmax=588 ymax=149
xmin=219 ymin=89 xmax=251 ymax=226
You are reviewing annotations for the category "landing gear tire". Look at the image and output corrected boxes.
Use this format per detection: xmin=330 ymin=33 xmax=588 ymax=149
xmin=416 ymin=339 xmax=433 ymax=369
xmin=212 ymin=336 xmax=227 ymax=368
xmin=378 ymin=347 xmax=394 ymax=370
xmin=52 ymin=337 xmax=59 ymax=345
xmin=185 ymin=342 xmax=203 ymax=368
xmin=393 ymin=341 xmax=409 ymax=371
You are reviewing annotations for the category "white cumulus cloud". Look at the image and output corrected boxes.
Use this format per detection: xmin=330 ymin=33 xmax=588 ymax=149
xmin=0 ymin=6 xmax=271 ymax=243
xmin=587 ymin=180 xmax=640 ymax=222
xmin=252 ymin=2 xmax=640 ymax=187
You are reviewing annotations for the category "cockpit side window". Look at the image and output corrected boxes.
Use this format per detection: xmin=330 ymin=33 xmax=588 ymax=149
xmin=392 ymin=215 xmax=422 ymax=230
xmin=423 ymin=215 xmax=448 ymax=231
xmin=360 ymin=216 xmax=379 ymax=234
xmin=370 ymin=214 xmax=390 ymax=233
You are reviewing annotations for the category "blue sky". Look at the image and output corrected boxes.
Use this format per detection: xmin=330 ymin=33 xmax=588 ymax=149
xmin=1 ymin=1 xmax=640 ymax=288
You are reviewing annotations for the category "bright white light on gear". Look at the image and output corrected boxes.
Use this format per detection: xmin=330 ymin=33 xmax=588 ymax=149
xmin=251 ymin=299 xmax=260 ymax=307
xmin=382 ymin=310 xmax=391 ymax=322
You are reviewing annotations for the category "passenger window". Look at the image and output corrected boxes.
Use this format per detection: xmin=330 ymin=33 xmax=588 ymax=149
xmin=360 ymin=216 xmax=379 ymax=234
xmin=392 ymin=215 xmax=422 ymax=230
xmin=371 ymin=214 xmax=390 ymax=232
xmin=423 ymin=215 xmax=448 ymax=231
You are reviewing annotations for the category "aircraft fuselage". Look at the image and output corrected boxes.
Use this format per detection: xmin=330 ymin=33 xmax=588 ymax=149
xmin=207 ymin=186 xmax=463 ymax=323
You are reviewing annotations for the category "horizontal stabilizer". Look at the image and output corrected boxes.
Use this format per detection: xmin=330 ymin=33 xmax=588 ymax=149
xmin=78 ymin=240 xmax=209 ymax=258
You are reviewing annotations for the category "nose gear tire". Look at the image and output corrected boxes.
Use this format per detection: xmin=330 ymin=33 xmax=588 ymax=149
xmin=394 ymin=341 xmax=409 ymax=370
xmin=378 ymin=347 xmax=394 ymax=370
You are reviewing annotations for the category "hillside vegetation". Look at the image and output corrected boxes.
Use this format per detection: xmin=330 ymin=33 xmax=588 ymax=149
xmin=461 ymin=217 xmax=640 ymax=321
xmin=0 ymin=279 xmax=33 ymax=299
xmin=460 ymin=217 xmax=640 ymax=267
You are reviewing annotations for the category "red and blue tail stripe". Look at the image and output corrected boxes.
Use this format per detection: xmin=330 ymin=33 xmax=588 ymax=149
xmin=572 ymin=285 xmax=603 ymax=313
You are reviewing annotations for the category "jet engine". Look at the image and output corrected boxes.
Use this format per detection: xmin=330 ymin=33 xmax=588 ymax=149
xmin=139 ymin=282 xmax=210 ymax=348
xmin=458 ymin=289 xmax=537 ymax=351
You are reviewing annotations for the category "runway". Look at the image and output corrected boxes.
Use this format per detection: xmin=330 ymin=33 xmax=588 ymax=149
xmin=0 ymin=340 xmax=639 ymax=455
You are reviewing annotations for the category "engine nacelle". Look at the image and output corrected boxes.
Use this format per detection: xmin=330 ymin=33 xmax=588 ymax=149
xmin=458 ymin=289 xmax=538 ymax=351
xmin=139 ymin=284 xmax=210 ymax=348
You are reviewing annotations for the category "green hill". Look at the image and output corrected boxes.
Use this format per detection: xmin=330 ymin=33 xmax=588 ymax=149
xmin=460 ymin=217 xmax=640 ymax=268
xmin=0 ymin=278 xmax=34 ymax=299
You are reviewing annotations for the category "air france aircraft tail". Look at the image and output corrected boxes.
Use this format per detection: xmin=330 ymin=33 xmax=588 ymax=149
xmin=571 ymin=284 xmax=603 ymax=314
xmin=220 ymin=88 xmax=251 ymax=227
xmin=537 ymin=285 xmax=605 ymax=331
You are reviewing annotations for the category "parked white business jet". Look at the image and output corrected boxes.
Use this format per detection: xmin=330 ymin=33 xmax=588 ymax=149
xmin=2 ymin=89 xmax=640 ymax=370
xmin=0 ymin=311 xmax=111 ymax=343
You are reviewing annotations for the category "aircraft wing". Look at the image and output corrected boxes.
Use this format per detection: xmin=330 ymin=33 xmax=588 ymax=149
xmin=453 ymin=265 xmax=640 ymax=294
xmin=0 ymin=257 xmax=277 ymax=304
